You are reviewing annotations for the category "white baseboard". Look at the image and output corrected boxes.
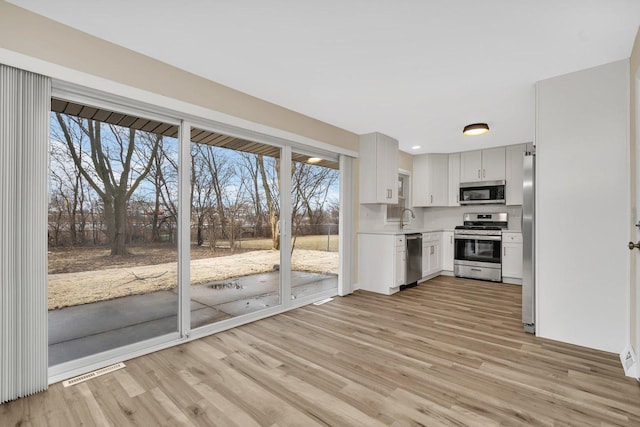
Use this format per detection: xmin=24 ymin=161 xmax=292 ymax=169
xmin=502 ymin=277 xmax=522 ymax=285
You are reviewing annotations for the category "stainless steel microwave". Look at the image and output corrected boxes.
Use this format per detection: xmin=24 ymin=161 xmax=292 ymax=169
xmin=459 ymin=180 xmax=506 ymax=205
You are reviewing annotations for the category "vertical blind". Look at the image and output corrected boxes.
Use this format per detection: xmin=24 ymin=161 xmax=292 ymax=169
xmin=0 ymin=64 xmax=50 ymax=404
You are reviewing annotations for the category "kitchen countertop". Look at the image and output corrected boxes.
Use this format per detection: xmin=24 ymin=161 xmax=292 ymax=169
xmin=357 ymin=228 xmax=453 ymax=235
xmin=358 ymin=228 xmax=520 ymax=235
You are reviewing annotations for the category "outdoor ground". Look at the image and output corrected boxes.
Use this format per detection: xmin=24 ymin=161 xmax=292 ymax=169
xmin=47 ymin=235 xmax=339 ymax=310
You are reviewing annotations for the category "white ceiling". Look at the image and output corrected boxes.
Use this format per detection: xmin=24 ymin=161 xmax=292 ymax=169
xmin=8 ymin=0 xmax=640 ymax=154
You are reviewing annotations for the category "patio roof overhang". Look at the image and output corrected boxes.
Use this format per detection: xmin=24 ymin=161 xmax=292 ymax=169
xmin=51 ymin=98 xmax=339 ymax=170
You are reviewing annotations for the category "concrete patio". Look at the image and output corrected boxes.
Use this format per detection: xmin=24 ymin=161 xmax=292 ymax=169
xmin=49 ymin=271 xmax=337 ymax=365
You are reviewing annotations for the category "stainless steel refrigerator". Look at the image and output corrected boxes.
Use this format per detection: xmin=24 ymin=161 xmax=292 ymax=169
xmin=522 ymin=149 xmax=535 ymax=333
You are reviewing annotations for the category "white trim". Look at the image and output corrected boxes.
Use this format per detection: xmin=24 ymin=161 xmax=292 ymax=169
xmin=48 ymin=332 xmax=181 ymax=384
xmin=339 ymin=155 xmax=355 ymax=296
xmin=179 ymin=121 xmax=192 ymax=338
xmin=0 ymin=48 xmax=358 ymax=158
xmin=280 ymin=146 xmax=293 ymax=307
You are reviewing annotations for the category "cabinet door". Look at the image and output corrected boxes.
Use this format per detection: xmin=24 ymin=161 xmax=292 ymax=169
xmin=395 ymin=248 xmax=406 ymax=287
xmin=412 ymin=154 xmax=448 ymax=207
xmin=411 ymin=154 xmax=430 ymax=207
xmin=428 ymin=154 xmax=449 ymax=206
xmin=502 ymin=233 xmax=523 ymax=278
xmin=460 ymin=150 xmax=482 ymax=182
xmin=481 ymin=147 xmax=506 ymax=181
xmin=505 ymin=144 xmax=526 ymax=205
xmin=428 ymin=243 xmax=440 ymax=275
xmin=448 ymin=153 xmax=460 ymax=206
xmin=421 ymin=244 xmax=430 ymax=278
xmin=380 ymin=135 xmax=399 ymax=203
xmin=359 ymin=133 xmax=398 ymax=204
xmin=442 ymin=231 xmax=454 ymax=271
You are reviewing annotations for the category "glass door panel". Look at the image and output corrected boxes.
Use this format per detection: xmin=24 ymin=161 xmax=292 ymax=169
xmin=48 ymin=102 xmax=179 ymax=366
xmin=290 ymin=153 xmax=339 ymax=300
xmin=189 ymin=127 xmax=282 ymax=329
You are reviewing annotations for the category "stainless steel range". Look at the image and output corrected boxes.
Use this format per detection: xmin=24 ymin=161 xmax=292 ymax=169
xmin=454 ymin=213 xmax=508 ymax=282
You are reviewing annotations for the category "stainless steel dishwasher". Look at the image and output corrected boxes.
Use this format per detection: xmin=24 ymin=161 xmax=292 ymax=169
xmin=405 ymin=233 xmax=422 ymax=287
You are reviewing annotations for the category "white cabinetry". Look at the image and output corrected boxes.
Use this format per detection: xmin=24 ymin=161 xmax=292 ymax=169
xmin=448 ymin=153 xmax=460 ymax=206
xmin=395 ymin=243 xmax=406 ymax=288
xmin=358 ymin=233 xmax=405 ymax=295
xmin=505 ymin=143 xmax=533 ymax=205
xmin=422 ymin=232 xmax=441 ymax=279
xmin=460 ymin=147 xmax=506 ymax=183
xmin=412 ymin=154 xmax=448 ymax=207
xmin=359 ymin=132 xmax=398 ymax=204
xmin=442 ymin=230 xmax=454 ymax=272
xmin=502 ymin=232 xmax=523 ymax=284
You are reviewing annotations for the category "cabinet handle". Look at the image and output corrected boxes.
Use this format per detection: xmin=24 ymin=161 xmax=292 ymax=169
xmin=430 ymin=194 xmax=433 ymax=204
xmin=450 ymin=235 xmax=453 ymax=244
xmin=483 ymin=169 xmax=486 ymax=178
xmin=477 ymin=169 xmax=480 ymax=178
xmin=456 ymin=194 xmax=459 ymax=203
xmin=503 ymin=247 xmax=506 ymax=256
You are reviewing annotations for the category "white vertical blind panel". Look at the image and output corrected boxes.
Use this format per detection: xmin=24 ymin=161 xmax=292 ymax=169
xmin=0 ymin=64 xmax=50 ymax=404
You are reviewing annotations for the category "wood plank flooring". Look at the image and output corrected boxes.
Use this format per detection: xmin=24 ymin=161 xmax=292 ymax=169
xmin=3 ymin=275 xmax=640 ymax=426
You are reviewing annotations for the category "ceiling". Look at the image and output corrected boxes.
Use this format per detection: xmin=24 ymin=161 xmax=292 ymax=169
xmin=9 ymin=0 xmax=640 ymax=154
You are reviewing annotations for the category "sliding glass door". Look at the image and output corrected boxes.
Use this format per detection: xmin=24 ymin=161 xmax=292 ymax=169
xmin=290 ymin=152 xmax=340 ymax=301
xmin=48 ymin=99 xmax=180 ymax=365
xmin=46 ymin=91 xmax=345 ymax=376
xmin=189 ymin=126 xmax=282 ymax=329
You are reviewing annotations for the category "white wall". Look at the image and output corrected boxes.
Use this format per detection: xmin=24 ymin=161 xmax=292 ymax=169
xmin=537 ymin=60 xmax=629 ymax=353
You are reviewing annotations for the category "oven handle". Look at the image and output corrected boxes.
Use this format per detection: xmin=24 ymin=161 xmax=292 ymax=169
xmin=454 ymin=234 xmax=502 ymax=241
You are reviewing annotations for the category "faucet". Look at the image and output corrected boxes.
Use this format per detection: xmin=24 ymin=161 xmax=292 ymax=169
xmin=400 ymin=208 xmax=416 ymax=230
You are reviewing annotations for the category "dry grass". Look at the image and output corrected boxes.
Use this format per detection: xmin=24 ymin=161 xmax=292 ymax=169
xmin=48 ymin=244 xmax=339 ymax=310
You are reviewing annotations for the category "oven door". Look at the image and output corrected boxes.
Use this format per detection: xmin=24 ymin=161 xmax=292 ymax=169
xmin=454 ymin=233 xmax=503 ymax=281
xmin=454 ymin=234 xmax=501 ymax=265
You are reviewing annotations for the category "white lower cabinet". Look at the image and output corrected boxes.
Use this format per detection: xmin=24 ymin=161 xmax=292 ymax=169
xmin=358 ymin=233 xmax=405 ymax=295
xmin=442 ymin=230 xmax=454 ymax=271
xmin=422 ymin=232 xmax=441 ymax=278
xmin=395 ymin=244 xmax=406 ymax=288
xmin=502 ymin=232 xmax=523 ymax=283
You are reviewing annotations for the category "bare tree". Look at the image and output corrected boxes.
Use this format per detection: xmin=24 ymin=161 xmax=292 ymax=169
xmin=55 ymin=114 xmax=161 ymax=255
xmin=145 ymin=134 xmax=178 ymax=243
xmin=257 ymin=155 xmax=281 ymax=249
xmin=291 ymin=161 xmax=339 ymax=251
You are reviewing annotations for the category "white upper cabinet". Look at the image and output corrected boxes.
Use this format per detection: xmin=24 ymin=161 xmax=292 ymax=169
xmin=412 ymin=154 xmax=448 ymax=207
xmin=460 ymin=147 xmax=506 ymax=183
xmin=460 ymin=150 xmax=482 ymax=182
xmin=448 ymin=153 xmax=460 ymax=206
xmin=359 ymin=132 xmax=398 ymax=204
xmin=482 ymin=147 xmax=506 ymax=181
xmin=505 ymin=143 xmax=527 ymax=205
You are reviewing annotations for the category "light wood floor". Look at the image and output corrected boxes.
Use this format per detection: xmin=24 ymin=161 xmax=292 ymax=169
xmin=3 ymin=275 xmax=640 ymax=426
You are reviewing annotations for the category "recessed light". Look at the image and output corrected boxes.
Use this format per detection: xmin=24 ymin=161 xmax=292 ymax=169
xmin=463 ymin=123 xmax=490 ymax=136
xmin=307 ymin=157 xmax=322 ymax=164
xmin=411 ymin=145 xmax=421 ymax=150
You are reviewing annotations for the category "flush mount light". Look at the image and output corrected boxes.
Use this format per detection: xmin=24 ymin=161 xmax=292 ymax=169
xmin=411 ymin=145 xmax=421 ymax=150
xmin=463 ymin=123 xmax=490 ymax=136
xmin=307 ymin=157 xmax=323 ymax=164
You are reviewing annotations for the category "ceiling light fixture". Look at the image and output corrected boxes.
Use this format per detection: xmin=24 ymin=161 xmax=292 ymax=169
xmin=307 ymin=157 xmax=323 ymax=164
xmin=411 ymin=145 xmax=421 ymax=150
xmin=463 ymin=123 xmax=490 ymax=136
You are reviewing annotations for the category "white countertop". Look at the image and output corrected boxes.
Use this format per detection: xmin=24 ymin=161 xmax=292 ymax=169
xmin=358 ymin=228 xmax=518 ymax=235
xmin=357 ymin=228 xmax=453 ymax=235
